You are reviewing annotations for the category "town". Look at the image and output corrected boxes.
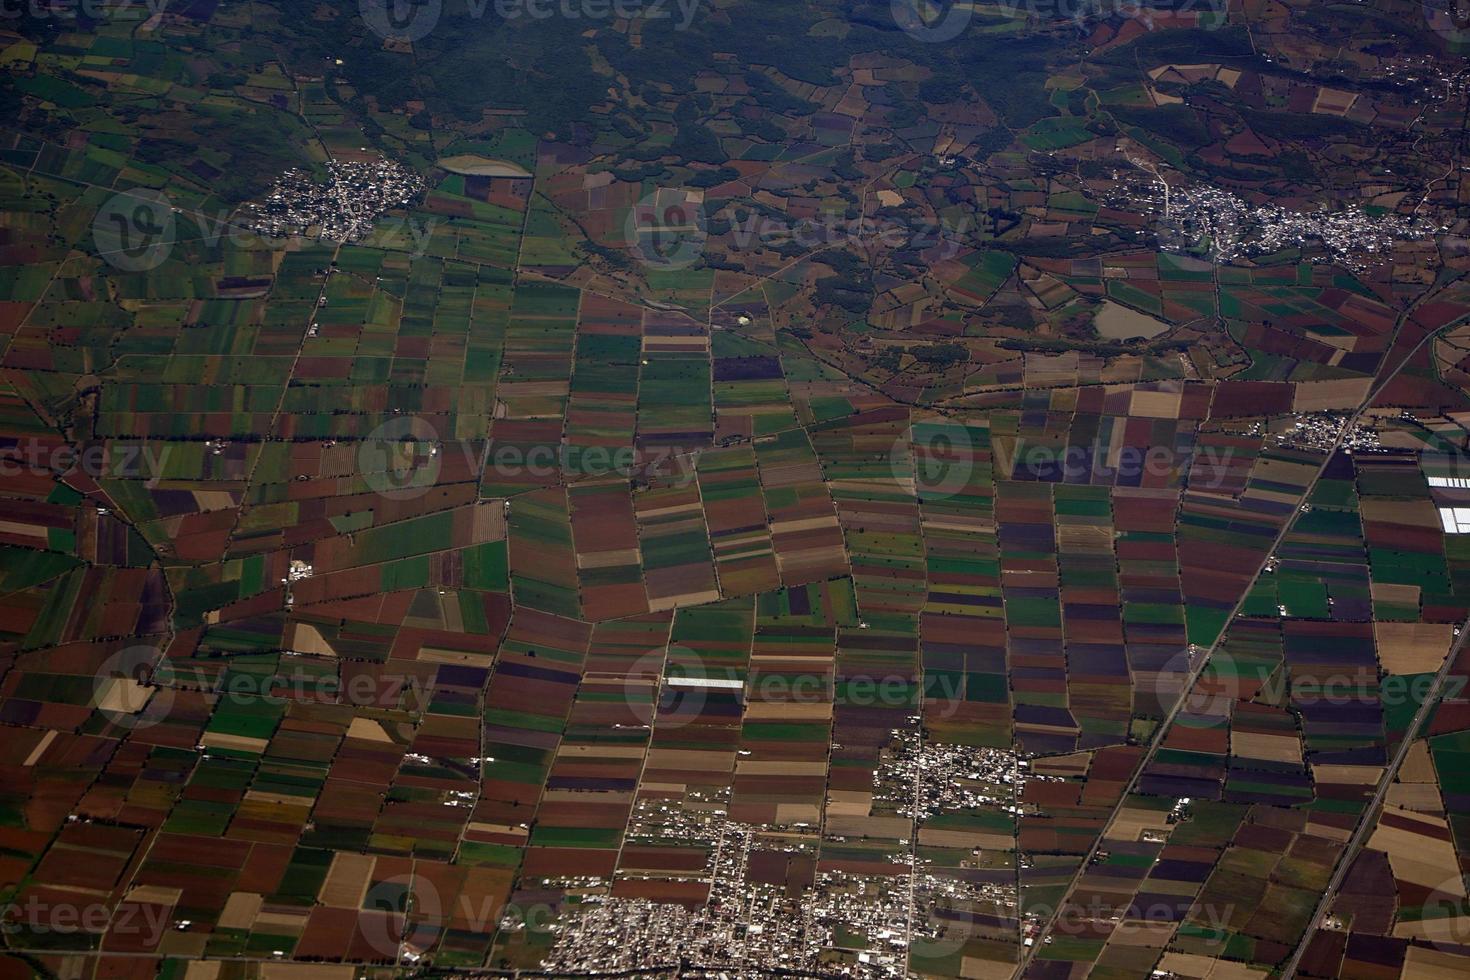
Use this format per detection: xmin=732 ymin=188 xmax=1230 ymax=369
xmin=534 ymin=727 xmax=1049 ymax=976
xmin=243 ymin=158 xmax=423 ymax=243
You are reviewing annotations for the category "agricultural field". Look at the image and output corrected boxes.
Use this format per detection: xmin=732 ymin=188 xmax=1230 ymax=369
xmin=1 ymin=1 xmax=1470 ymax=979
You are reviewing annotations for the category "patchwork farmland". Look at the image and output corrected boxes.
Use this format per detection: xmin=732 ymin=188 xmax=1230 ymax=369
xmin=2 ymin=1 xmax=1470 ymax=979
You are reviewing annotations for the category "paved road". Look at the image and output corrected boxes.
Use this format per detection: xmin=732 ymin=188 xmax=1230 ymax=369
xmin=1014 ymin=284 xmax=1456 ymax=979
xmin=1279 ymin=625 xmax=1470 ymax=979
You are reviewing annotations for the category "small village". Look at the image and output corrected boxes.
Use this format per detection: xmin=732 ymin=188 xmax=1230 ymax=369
xmin=244 ymin=159 xmax=423 ymax=242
